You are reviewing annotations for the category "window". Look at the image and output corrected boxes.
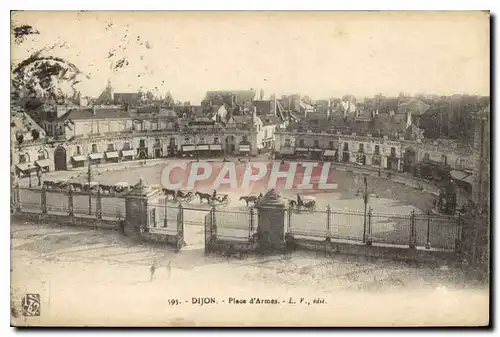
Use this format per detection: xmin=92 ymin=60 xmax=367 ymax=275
xmin=424 ymin=153 xmax=430 ymax=161
xmin=139 ymin=139 xmax=146 ymax=148
xmin=285 ymin=139 xmax=291 ymax=147
xmin=441 ymin=155 xmax=447 ymax=166
xmin=264 ymin=129 xmax=268 ymax=139
xmin=329 ymin=141 xmax=334 ymax=149
xmin=38 ymin=151 xmax=46 ymax=160
xmin=459 ymin=159 xmax=466 ymax=169
xmin=76 ymin=146 xmax=81 ymax=155
xmin=107 ymin=143 xmax=115 ymax=152
xmin=184 ymin=137 xmax=191 ymax=144
xmin=123 ymin=142 xmax=131 ymax=150
xmin=343 ymin=142 xmax=349 ymax=151
xmin=199 ymin=138 xmax=206 ymax=144
xmin=242 ymin=135 xmax=248 ymax=143
xmin=358 ymin=143 xmax=364 ymax=153
xmin=390 ymin=147 xmax=396 ymax=157
xmin=19 ymin=154 xmax=27 ymax=164
xmin=313 ymin=140 xmax=319 ymax=148
xmin=169 ymin=138 xmax=176 ymax=146
xmin=214 ymin=137 xmax=220 ymax=144
xmin=299 ymin=139 xmax=305 ymax=147
xmin=154 ymin=138 xmax=161 ymax=147
xmin=374 ymin=145 xmax=380 ymax=155
xmin=91 ymin=144 xmax=98 ymax=153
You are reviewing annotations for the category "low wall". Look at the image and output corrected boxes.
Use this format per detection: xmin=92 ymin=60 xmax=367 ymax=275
xmin=13 ymin=212 xmax=120 ymax=230
xmin=210 ymin=237 xmax=258 ymax=254
xmin=287 ymin=234 xmax=458 ymax=264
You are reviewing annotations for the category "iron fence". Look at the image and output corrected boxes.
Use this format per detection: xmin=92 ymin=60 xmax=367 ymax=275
xmin=288 ymin=206 xmax=461 ymax=251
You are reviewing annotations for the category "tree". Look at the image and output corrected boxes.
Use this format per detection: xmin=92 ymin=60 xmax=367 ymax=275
xmin=11 ymin=23 xmax=88 ymax=106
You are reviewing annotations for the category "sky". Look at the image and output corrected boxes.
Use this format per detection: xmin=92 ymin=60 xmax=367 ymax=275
xmin=11 ymin=11 xmax=490 ymax=104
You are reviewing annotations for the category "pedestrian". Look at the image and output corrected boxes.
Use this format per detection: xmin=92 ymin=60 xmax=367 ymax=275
xmin=149 ymin=263 xmax=156 ymax=282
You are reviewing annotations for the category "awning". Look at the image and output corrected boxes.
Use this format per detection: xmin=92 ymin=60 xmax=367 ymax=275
xmin=210 ymin=144 xmax=222 ymax=151
xmin=122 ymin=150 xmax=135 ymax=157
xmin=16 ymin=162 xmax=35 ymax=171
xmin=451 ymin=170 xmax=471 ymax=181
xmin=280 ymin=147 xmax=294 ymax=154
xmin=72 ymin=155 xmax=87 ymax=162
xmin=183 ymin=145 xmax=195 ymax=152
xmin=462 ymin=174 xmax=475 ymax=185
xmin=197 ymin=145 xmax=210 ymax=150
xmin=311 ymin=148 xmax=323 ymax=152
xmin=239 ymin=145 xmax=251 ymax=152
xmin=105 ymin=151 xmax=119 ymax=159
xmin=35 ymin=159 xmax=51 ymax=168
xmin=323 ymin=150 xmax=336 ymax=156
xmin=89 ymin=153 xmax=103 ymax=160
xmin=295 ymin=147 xmax=308 ymax=152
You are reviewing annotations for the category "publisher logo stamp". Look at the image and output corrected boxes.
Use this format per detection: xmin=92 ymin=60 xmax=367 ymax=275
xmin=21 ymin=294 xmax=40 ymax=317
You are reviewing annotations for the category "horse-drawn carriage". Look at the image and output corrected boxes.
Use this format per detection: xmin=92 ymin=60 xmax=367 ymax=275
xmin=288 ymin=195 xmax=316 ymax=212
xmin=162 ymin=189 xmax=194 ymax=204
xmin=194 ymin=191 xmax=231 ymax=206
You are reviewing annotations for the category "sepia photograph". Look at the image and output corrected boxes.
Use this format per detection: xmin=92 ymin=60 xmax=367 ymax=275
xmin=9 ymin=10 xmax=490 ymax=327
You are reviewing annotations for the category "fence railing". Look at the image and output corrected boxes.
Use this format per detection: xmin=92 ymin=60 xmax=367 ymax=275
xmin=288 ymin=206 xmax=460 ymax=251
xmin=14 ymin=185 xmax=126 ymax=221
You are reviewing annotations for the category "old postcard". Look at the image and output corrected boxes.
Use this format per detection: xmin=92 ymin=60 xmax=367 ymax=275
xmin=10 ymin=11 xmax=490 ymax=327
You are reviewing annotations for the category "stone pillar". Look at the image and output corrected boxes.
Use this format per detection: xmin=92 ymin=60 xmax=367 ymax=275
xmin=124 ymin=179 xmax=150 ymax=238
xmin=256 ymin=189 xmax=286 ymax=253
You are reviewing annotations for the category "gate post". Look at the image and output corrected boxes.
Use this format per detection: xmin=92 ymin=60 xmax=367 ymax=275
xmin=455 ymin=212 xmax=462 ymax=253
xmin=326 ymin=205 xmax=331 ymax=242
xmin=425 ymin=211 xmax=431 ymax=249
xmin=175 ymin=203 xmax=184 ymax=252
xmin=249 ymin=206 xmax=255 ymax=240
xmin=366 ymin=207 xmax=373 ymax=246
xmin=68 ymin=188 xmax=74 ymax=217
xmin=96 ymin=188 xmax=102 ymax=220
xmin=15 ymin=183 xmax=21 ymax=213
xmin=409 ymin=210 xmax=416 ymax=249
xmin=211 ymin=205 xmax=217 ymax=240
xmin=41 ymin=185 xmax=47 ymax=215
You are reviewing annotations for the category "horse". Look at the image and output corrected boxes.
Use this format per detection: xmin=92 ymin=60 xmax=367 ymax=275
xmin=70 ymin=182 xmax=83 ymax=192
xmin=163 ymin=188 xmax=177 ymax=200
xmin=240 ymin=196 xmax=258 ymax=207
xmin=43 ymin=181 xmax=57 ymax=189
xmin=176 ymin=191 xmax=193 ymax=201
xmin=195 ymin=191 xmax=212 ymax=203
xmin=99 ymin=184 xmax=113 ymax=194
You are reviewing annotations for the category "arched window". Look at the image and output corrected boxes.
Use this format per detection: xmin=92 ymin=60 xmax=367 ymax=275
xmin=214 ymin=137 xmax=220 ymax=144
xmin=91 ymin=144 xmax=98 ymax=153
xmin=285 ymin=139 xmax=291 ymax=147
xmin=107 ymin=143 xmax=115 ymax=152
xmin=19 ymin=154 xmax=27 ymax=164
xmin=199 ymin=138 xmax=206 ymax=144
xmin=37 ymin=151 xmax=47 ymax=160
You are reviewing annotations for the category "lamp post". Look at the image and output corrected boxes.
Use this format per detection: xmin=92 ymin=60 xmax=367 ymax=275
xmin=28 ymin=164 xmax=32 ymax=188
xmin=362 ymin=175 xmax=369 ymax=243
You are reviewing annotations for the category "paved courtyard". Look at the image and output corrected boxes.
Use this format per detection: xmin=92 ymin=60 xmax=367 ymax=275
xmin=10 ymin=220 xmax=488 ymax=326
